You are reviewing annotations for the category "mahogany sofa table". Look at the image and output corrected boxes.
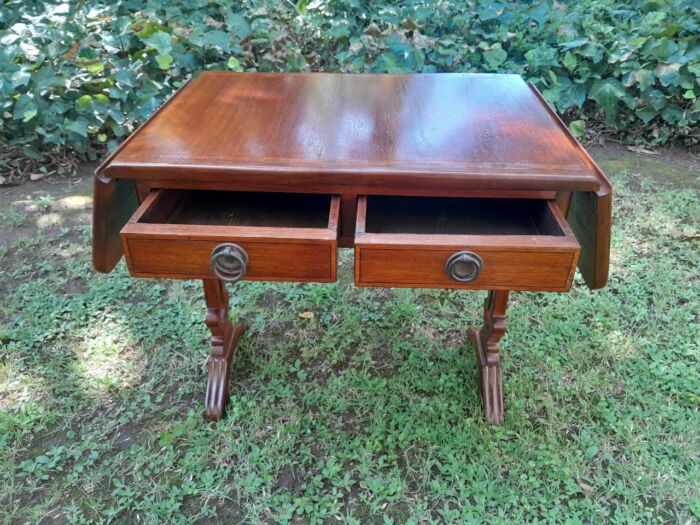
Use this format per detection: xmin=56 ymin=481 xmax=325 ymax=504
xmin=93 ymin=72 xmax=612 ymax=424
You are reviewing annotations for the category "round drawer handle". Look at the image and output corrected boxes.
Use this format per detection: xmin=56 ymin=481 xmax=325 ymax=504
xmin=211 ymin=243 xmax=249 ymax=283
xmin=445 ymin=251 xmax=483 ymax=283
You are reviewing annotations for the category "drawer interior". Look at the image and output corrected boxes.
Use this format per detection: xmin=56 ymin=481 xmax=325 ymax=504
xmin=363 ymin=196 xmax=565 ymax=236
xmin=137 ymin=189 xmax=333 ymax=229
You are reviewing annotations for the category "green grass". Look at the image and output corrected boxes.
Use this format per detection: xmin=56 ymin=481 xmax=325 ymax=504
xmin=0 ymin=162 xmax=699 ymax=524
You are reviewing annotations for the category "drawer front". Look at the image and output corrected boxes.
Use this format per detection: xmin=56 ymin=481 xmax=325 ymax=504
xmin=124 ymin=237 xmax=336 ymax=281
xmin=121 ymin=190 xmax=339 ymax=282
xmin=355 ymin=246 xmax=577 ymax=291
xmin=354 ymin=196 xmax=580 ymax=291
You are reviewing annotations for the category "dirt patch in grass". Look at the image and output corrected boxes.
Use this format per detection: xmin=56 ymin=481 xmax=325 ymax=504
xmin=275 ymin=463 xmax=305 ymax=495
xmin=0 ymin=163 xmax=96 ymax=284
xmin=590 ymin=142 xmax=699 ymax=189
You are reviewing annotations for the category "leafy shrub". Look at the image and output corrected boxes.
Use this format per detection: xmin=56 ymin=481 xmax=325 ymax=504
xmin=0 ymin=0 xmax=698 ymax=175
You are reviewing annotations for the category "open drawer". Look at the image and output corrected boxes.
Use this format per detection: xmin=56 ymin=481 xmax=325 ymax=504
xmin=354 ymin=196 xmax=580 ymax=291
xmin=121 ymin=190 xmax=339 ymax=282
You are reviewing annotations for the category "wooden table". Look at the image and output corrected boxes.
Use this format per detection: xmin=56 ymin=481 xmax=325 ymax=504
xmin=93 ymin=72 xmax=611 ymax=424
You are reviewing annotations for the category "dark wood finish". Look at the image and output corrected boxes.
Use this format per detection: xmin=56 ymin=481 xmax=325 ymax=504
xmin=203 ymin=278 xmax=245 ymax=421
xmin=363 ymin=196 xmax=566 ymax=235
xmin=529 ymin=84 xmax=612 ymax=289
xmin=92 ymin=72 xmax=613 ymax=424
xmin=354 ymin=196 xmax=580 ymax=291
xmin=567 ymin=188 xmax=612 ymax=289
xmin=468 ymin=290 xmax=509 ymax=424
xmin=92 ymin=79 xmax=194 ymax=272
xmin=97 ymin=72 xmax=601 ymax=193
xmin=339 ymin=194 xmax=358 ymax=248
xmin=134 ymin=179 xmax=153 ymax=202
xmin=92 ymin=176 xmax=139 ymax=273
xmin=95 ymin=78 xmax=192 ymax=176
xmin=161 ymin=190 xmax=333 ymax=228
xmin=120 ymin=190 xmax=339 ymax=281
xmin=141 ymin=178 xmax=559 ymax=200
xmin=555 ymin=190 xmax=572 ymax=217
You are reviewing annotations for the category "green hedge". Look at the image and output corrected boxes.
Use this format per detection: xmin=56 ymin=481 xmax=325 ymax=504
xmin=1 ymin=0 xmax=698 ymax=170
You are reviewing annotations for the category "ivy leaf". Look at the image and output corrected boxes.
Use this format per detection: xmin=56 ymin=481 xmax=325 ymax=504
xmin=477 ymin=2 xmax=505 ymax=21
xmin=113 ymin=69 xmax=136 ymax=88
xmin=373 ymin=36 xmax=421 ymax=73
xmin=483 ymin=46 xmax=507 ymax=69
xmin=661 ymin=104 xmax=683 ymax=124
xmin=578 ymin=43 xmax=603 ymax=63
xmin=12 ymin=95 xmax=36 ymax=120
xmin=559 ymin=37 xmax=589 ymax=50
xmin=155 ymin=54 xmax=173 ymax=70
xmin=75 ymin=95 xmax=92 ymax=111
xmin=375 ymin=52 xmax=404 ymax=73
xmin=108 ymin=108 xmax=126 ymax=125
xmin=655 ymin=63 xmax=681 ymax=87
xmin=524 ymin=1 xmax=550 ymax=25
xmin=92 ymin=94 xmax=109 ymax=113
xmin=569 ymin=119 xmax=585 ymax=139
xmin=624 ymin=69 xmax=655 ymax=92
xmin=227 ymin=57 xmax=242 ymax=71
xmin=143 ymin=31 xmax=172 ymax=55
xmin=23 ymin=108 xmax=38 ymax=123
xmin=642 ymin=88 xmax=668 ymax=111
xmin=635 ymin=106 xmax=658 ymax=123
xmin=83 ymin=62 xmax=104 ymax=74
xmin=190 ymin=30 xmax=231 ymax=52
xmin=645 ymin=38 xmax=679 ymax=61
xmin=226 ymin=12 xmax=250 ymax=39
xmin=329 ymin=23 xmax=351 ymax=40
xmin=31 ymin=66 xmax=65 ymax=90
xmin=11 ymin=70 xmax=31 ymax=88
xmin=589 ymin=79 xmax=627 ymax=121
xmin=64 ymin=118 xmax=90 ymax=137
xmin=542 ymin=85 xmax=561 ymax=105
xmin=525 ymin=47 xmax=558 ymax=70
xmin=563 ymin=52 xmax=577 ymax=72
xmin=558 ymin=78 xmax=587 ymax=108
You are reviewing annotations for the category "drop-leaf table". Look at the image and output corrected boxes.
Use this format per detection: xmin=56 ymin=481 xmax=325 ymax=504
xmin=93 ymin=72 xmax=611 ymax=424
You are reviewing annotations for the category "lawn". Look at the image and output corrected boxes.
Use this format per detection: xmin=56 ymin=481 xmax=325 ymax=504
xmin=0 ymin=147 xmax=699 ymax=523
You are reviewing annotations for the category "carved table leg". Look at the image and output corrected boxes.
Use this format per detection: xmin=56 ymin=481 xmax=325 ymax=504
xmin=468 ymin=290 xmax=509 ymax=424
xmin=203 ymin=279 xmax=245 ymax=421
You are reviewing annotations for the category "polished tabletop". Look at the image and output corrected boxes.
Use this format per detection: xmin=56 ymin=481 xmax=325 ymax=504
xmin=99 ymin=72 xmax=602 ymax=192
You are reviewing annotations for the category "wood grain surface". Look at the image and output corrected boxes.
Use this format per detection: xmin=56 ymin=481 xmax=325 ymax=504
xmin=98 ymin=72 xmax=601 ymax=192
xmin=92 ymin=176 xmax=139 ymax=273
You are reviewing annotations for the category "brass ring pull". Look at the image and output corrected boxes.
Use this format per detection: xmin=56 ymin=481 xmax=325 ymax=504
xmin=211 ymin=243 xmax=249 ymax=283
xmin=445 ymin=251 xmax=483 ymax=283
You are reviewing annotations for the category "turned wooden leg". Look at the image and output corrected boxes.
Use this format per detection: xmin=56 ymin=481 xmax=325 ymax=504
xmin=468 ymin=290 xmax=509 ymax=424
xmin=203 ymin=279 xmax=245 ymax=421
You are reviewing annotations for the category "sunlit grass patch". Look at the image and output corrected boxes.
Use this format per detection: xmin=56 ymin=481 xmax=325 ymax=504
xmin=0 ymin=358 xmax=51 ymax=414
xmin=75 ymin=322 xmax=142 ymax=394
xmin=54 ymin=195 xmax=91 ymax=211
